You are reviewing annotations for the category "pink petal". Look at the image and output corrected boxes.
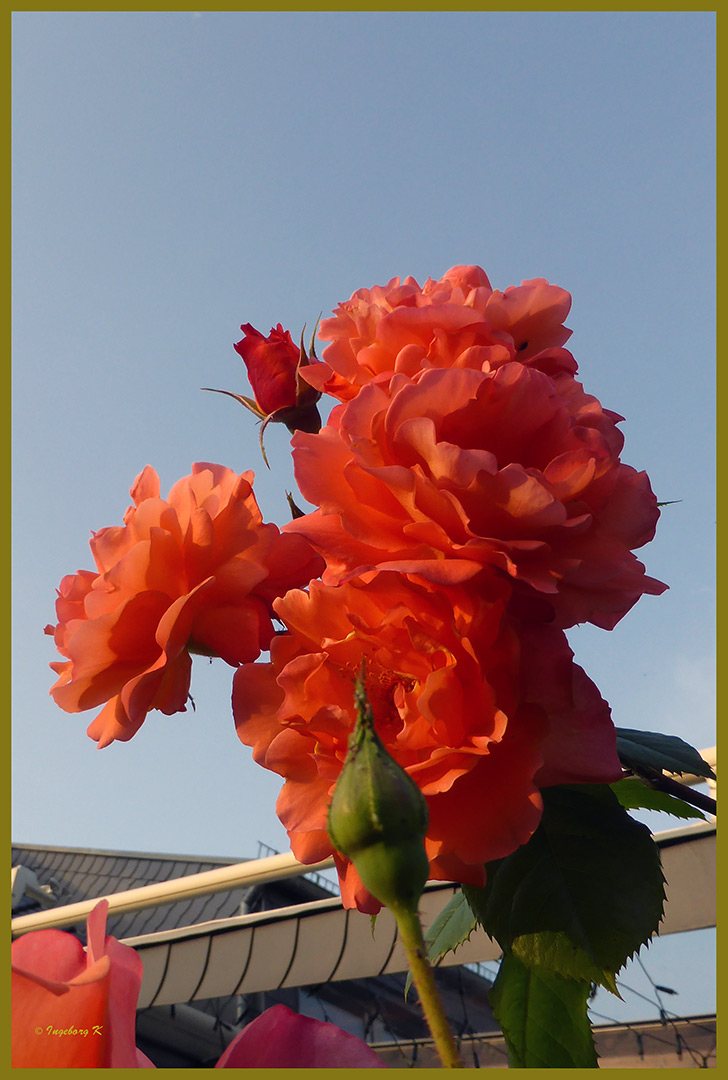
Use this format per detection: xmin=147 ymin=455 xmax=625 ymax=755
xmin=216 ymin=1005 xmax=386 ymax=1068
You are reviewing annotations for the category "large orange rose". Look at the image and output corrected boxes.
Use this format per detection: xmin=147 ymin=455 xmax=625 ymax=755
xmin=287 ymin=364 xmax=666 ymax=630
xmin=232 ymin=572 xmax=622 ymax=913
xmin=46 ymin=463 xmax=323 ymax=748
xmin=301 ymin=264 xmax=578 ymax=401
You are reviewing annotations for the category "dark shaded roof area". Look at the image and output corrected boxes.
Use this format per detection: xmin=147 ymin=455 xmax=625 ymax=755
xmin=11 ymin=843 xmax=335 ymax=941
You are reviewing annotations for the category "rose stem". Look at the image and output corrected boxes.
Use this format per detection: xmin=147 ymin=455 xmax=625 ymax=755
xmin=392 ymin=903 xmax=465 ymax=1069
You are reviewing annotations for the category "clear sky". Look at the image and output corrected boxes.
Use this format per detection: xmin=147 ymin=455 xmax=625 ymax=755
xmin=12 ymin=11 xmax=715 ymax=1027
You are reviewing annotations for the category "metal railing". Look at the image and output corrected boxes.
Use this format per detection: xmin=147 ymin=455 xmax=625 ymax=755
xmin=256 ymin=841 xmax=339 ymax=895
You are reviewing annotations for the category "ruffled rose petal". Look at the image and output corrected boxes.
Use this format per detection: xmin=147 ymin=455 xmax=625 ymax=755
xmin=232 ymin=572 xmax=612 ymax=913
xmin=47 ymin=464 xmax=322 ymax=746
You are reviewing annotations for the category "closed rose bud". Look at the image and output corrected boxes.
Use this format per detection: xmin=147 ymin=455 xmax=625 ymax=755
xmin=234 ymin=323 xmax=300 ymax=415
xmin=233 ymin=323 xmax=322 ymax=434
xmin=327 ymin=671 xmax=430 ymax=913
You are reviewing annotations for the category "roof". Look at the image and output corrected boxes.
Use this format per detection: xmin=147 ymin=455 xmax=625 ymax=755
xmin=12 ymin=821 xmax=716 ymax=1009
xmin=10 ymin=842 xmax=500 ymax=1060
xmin=10 ymin=842 xmax=336 ymax=941
xmin=11 ymin=825 xmax=715 ymax=1068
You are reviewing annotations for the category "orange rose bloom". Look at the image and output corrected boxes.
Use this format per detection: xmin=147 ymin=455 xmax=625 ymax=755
xmin=12 ymin=900 xmax=153 ymax=1068
xmin=232 ymin=572 xmax=622 ymax=913
xmin=301 ymin=264 xmax=578 ymax=401
xmin=287 ymin=363 xmax=666 ymax=630
xmin=46 ymin=463 xmax=323 ymax=748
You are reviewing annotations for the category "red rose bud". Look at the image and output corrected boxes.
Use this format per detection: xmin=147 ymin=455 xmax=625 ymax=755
xmin=327 ymin=670 xmax=430 ymax=914
xmin=233 ymin=323 xmax=322 ymax=434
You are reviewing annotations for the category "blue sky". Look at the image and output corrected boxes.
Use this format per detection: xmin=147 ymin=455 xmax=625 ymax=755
xmin=12 ymin=11 xmax=715 ymax=1025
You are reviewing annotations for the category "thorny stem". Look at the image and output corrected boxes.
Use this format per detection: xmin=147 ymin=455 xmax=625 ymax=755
xmin=392 ymin=903 xmax=464 ymax=1069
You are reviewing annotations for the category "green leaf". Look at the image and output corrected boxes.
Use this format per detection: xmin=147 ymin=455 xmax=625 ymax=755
xmin=463 ymin=785 xmax=665 ymax=990
xmin=611 ymin=777 xmax=705 ymax=820
xmin=424 ymin=889 xmax=479 ymax=966
xmin=490 ymin=952 xmax=598 ymax=1068
xmin=405 ymin=889 xmax=479 ymax=997
xmin=615 ymin=728 xmax=715 ymax=780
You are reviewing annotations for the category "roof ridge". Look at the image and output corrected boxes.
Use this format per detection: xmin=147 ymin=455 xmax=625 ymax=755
xmin=11 ymin=842 xmax=249 ymax=865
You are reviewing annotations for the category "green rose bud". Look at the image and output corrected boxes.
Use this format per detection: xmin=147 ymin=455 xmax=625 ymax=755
xmin=327 ymin=669 xmax=430 ymax=913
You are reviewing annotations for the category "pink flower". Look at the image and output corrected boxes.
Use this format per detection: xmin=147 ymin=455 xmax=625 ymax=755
xmin=216 ymin=1004 xmax=386 ymax=1068
xmin=11 ymin=900 xmax=154 ymax=1068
